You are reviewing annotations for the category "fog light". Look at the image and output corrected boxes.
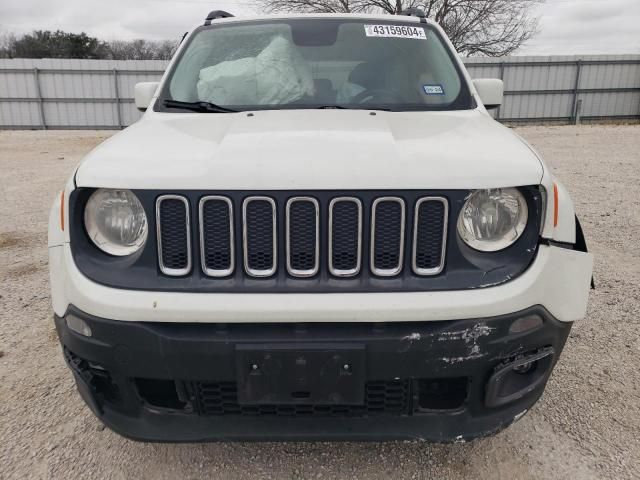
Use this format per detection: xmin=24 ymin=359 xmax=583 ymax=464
xmin=66 ymin=315 xmax=92 ymax=337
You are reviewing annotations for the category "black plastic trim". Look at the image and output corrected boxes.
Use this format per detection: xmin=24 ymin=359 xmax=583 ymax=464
xmin=68 ymin=187 xmax=543 ymax=293
xmin=54 ymin=304 xmax=572 ymax=442
xmin=574 ymin=216 xmax=588 ymax=253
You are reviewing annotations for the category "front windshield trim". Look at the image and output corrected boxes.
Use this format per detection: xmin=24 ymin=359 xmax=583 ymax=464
xmin=154 ymin=18 xmax=474 ymax=114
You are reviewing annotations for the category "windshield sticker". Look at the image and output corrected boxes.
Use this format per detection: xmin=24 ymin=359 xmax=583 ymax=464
xmin=423 ymin=84 xmax=445 ymax=95
xmin=364 ymin=25 xmax=427 ymax=40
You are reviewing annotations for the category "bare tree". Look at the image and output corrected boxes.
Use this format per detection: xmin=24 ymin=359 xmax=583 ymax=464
xmin=106 ymin=39 xmax=178 ymax=60
xmin=257 ymin=0 xmax=543 ymax=56
xmin=0 ymin=32 xmax=17 ymax=58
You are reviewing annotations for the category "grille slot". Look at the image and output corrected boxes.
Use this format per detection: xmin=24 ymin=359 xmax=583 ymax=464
xmin=243 ymin=197 xmax=277 ymax=277
xmin=370 ymin=197 xmax=405 ymax=276
xmin=156 ymin=195 xmax=191 ymax=276
xmin=199 ymin=196 xmax=234 ymax=277
xmin=329 ymin=197 xmax=362 ymax=277
xmin=412 ymin=197 xmax=448 ymax=275
xmin=195 ymin=380 xmax=410 ymax=417
xmin=286 ymin=197 xmax=319 ymax=277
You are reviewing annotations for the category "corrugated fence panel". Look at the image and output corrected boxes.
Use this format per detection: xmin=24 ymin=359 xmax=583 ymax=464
xmin=0 ymin=55 xmax=638 ymax=128
xmin=464 ymin=54 xmax=640 ymax=121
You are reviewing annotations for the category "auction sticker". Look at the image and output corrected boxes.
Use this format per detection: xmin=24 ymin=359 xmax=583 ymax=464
xmin=364 ymin=24 xmax=427 ymax=39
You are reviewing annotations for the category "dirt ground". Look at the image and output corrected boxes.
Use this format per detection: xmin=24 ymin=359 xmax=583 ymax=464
xmin=0 ymin=125 xmax=639 ymax=480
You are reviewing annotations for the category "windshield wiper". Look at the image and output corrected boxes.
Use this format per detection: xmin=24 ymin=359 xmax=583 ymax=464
xmin=164 ymin=99 xmax=237 ymax=113
xmin=316 ymin=105 xmax=349 ymax=109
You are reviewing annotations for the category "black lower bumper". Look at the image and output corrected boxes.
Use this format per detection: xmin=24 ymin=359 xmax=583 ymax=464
xmin=54 ymin=305 xmax=571 ymax=442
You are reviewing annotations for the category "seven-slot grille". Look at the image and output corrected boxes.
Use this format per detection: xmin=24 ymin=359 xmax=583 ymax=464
xmin=155 ymin=194 xmax=448 ymax=278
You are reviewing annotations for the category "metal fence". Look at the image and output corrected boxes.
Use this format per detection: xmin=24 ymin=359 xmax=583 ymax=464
xmin=464 ymin=55 xmax=640 ymax=123
xmin=0 ymin=55 xmax=639 ymax=129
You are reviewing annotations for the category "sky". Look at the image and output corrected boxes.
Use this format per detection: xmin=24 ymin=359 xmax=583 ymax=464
xmin=0 ymin=0 xmax=639 ymax=55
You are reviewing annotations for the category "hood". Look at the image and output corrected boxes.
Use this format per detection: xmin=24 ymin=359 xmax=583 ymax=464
xmin=75 ymin=109 xmax=543 ymax=190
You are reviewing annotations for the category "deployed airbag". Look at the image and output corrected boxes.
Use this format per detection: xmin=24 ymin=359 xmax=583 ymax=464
xmin=197 ymin=36 xmax=315 ymax=105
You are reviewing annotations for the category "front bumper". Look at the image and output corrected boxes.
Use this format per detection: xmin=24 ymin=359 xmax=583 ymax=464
xmin=56 ymin=305 xmax=571 ymax=442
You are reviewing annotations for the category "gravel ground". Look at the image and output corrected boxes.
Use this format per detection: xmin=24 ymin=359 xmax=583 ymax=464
xmin=0 ymin=125 xmax=639 ymax=479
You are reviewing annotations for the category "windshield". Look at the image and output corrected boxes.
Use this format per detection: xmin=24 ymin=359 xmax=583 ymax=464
xmin=157 ymin=18 xmax=473 ymax=112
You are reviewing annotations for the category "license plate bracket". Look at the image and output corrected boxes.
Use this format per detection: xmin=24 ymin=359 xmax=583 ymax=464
xmin=235 ymin=343 xmax=365 ymax=405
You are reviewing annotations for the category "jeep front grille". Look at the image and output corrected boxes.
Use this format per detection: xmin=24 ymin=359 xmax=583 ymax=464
xmin=155 ymin=193 xmax=448 ymax=280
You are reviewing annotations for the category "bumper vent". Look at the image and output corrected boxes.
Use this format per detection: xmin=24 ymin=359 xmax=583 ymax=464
xmin=195 ymin=380 xmax=410 ymax=417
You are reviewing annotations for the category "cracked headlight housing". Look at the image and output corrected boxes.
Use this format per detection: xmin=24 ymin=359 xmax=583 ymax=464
xmin=84 ymin=189 xmax=148 ymax=256
xmin=457 ymin=188 xmax=528 ymax=252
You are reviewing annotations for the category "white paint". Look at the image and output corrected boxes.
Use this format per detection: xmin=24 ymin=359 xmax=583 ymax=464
xmin=74 ymin=109 xmax=544 ymax=191
xmin=472 ymin=78 xmax=504 ymax=108
xmin=49 ymin=244 xmax=593 ymax=323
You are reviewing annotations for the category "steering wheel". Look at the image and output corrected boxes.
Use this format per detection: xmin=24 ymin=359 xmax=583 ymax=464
xmin=352 ymin=88 xmax=405 ymax=105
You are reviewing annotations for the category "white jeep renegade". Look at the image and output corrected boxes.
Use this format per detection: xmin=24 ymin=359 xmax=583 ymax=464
xmin=48 ymin=11 xmax=594 ymax=442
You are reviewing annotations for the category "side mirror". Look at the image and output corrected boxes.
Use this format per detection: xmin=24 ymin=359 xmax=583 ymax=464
xmin=134 ymin=82 xmax=160 ymax=112
xmin=472 ymin=79 xmax=503 ymax=110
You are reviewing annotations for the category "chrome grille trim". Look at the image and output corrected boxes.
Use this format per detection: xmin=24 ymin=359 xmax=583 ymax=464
xmin=370 ymin=196 xmax=405 ymax=277
xmin=242 ymin=196 xmax=277 ymax=278
xmin=156 ymin=194 xmax=191 ymax=277
xmin=286 ymin=196 xmax=320 ymax=278
xmin=412 ymin=197 xmax=449 ymax=276
xmin=199 ymin=195 xmax=234 ymax=278
xmin=328 ymin=197 xmax=363 ymax=277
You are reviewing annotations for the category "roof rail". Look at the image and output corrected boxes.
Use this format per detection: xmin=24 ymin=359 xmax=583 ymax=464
xmin=204 ymin=10 xmax=234 ymax=25
xmin=399 ymin=7 xmax=426 ymax=18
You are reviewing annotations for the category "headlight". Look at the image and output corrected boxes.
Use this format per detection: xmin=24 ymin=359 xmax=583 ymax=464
xmin=84 ymin=189 xmax=148 ymax=256
xmin=457 ymin=188 xmax=528 ymax=252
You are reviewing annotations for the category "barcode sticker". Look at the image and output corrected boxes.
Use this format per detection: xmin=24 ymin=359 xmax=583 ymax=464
xmin=364 ymin=24 xmax=427 ymax=39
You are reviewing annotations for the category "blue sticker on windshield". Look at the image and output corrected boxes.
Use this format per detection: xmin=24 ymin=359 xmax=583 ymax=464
xmin=423 ymin=84 xmax=445 ymax=95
